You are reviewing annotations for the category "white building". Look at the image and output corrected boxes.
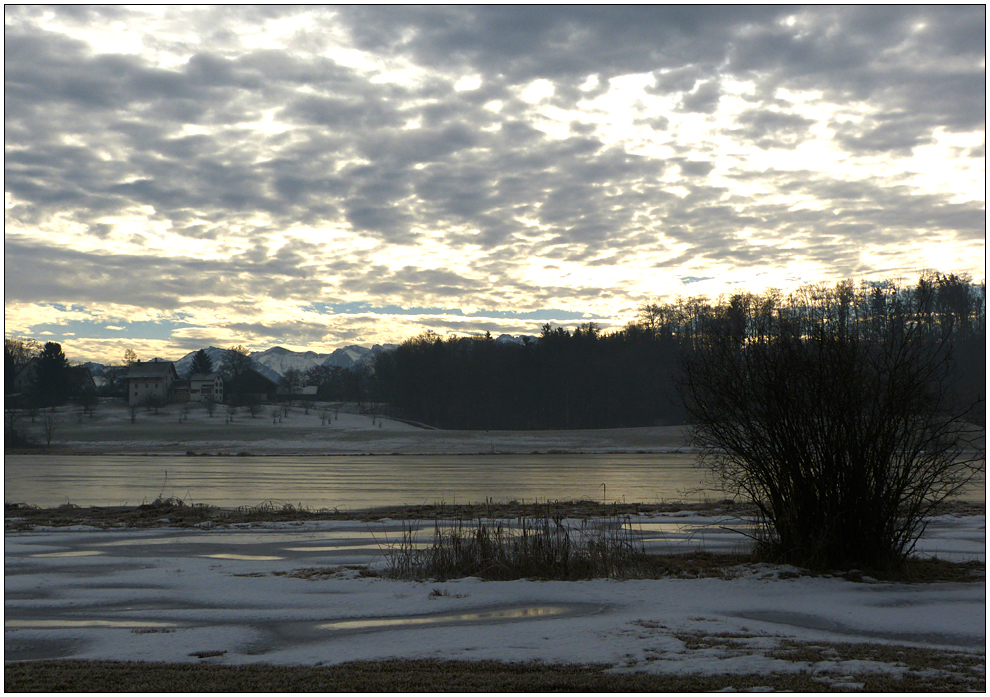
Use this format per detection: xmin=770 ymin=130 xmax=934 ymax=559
xmin=189 ymin=372 xmax=224 ymax=403
xmin=125 ymin=360 xmax=179 ymax=406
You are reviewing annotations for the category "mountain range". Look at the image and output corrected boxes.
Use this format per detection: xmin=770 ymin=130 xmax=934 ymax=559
xmin=172 ymin=344 xmax=395 ymax=381
xmin=83 ymin=334 xmax=533 ymax=381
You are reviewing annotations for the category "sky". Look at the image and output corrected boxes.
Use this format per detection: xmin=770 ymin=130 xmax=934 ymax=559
xmin=4 ymin=6 xmax=986 ymax=364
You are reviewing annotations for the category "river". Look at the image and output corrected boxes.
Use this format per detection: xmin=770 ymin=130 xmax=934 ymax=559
xmin=5 ymin=453 xmax=983 ymax=510
xmin=4 ymin=453 xmax=715 ymax=510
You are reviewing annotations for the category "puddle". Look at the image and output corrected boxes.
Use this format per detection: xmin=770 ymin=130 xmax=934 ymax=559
xmin=320 ymin=604 xmax=586 ymax=631
xmin=5 ymin=619 xmax=180 ymax=629
xmin=31 ymin=550 xmax=105 ymax=558
xmin=283 ymin=542 xmax=433 ymax=552
xmin=200 ymin=553 xmax=284 ymax=561
xmin=94 ymin=533 xmax=338 ymax=547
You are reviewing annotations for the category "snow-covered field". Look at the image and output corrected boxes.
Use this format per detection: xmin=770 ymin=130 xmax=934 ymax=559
xmin=14 ymin=400 xmax=692 ymax=455
xmin=5 ymin=509 xmax=985 ymax=687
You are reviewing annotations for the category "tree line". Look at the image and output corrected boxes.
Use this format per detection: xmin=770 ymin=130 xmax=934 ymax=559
xmin=371 ymin=272 xmax=985 ymax=430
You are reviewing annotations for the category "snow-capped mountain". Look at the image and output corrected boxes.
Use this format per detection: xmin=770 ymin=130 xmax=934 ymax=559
xmin=167 ymin=344 xmax=396 ymax=380
xmin=173 ymin=347 xmax=234 ymax=378
xmin=251 ymin=346 xmax=330 ymax=377
xmin=322 ymin=345 xmax=370 ymax=369
xmin=495 ymin=334 xmax=535 ymax=346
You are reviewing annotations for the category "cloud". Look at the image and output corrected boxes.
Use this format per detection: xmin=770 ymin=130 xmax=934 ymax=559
xmin=679 ymin=80 xmax=721 ymax=114
xmin=728 ymin=109 xmax=815 ymax=150
xmin=3 ymin=6 xmax=984 ymax=362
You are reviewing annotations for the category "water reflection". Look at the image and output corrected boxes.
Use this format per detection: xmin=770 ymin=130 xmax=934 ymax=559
xmin=6 ymin=453 xmax=983 ymax=510
xmin=31 ymin=550 xmax=105 ymax=558
xmin=200 ymin=553 xmax=283 ymax=561
xmin=5 ymin=619 xmax=178 ymax=629
xmin=321 ymin=605 xmax=569 ymax=630
xmin=282 ymin=543 xmax=433 ymax=552
xmin=3 ymin=453 xmax=713 ymax=509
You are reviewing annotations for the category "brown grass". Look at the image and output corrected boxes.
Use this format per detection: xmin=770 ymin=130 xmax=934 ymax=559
xmin=4 ymin=655 xmax=983 ymax=692
xmin=4 ymin=498 xmax=765 ymax=531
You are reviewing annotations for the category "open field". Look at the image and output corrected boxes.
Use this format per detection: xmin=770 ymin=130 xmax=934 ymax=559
xmin=7 ymin=399 xmax=693 ymax=455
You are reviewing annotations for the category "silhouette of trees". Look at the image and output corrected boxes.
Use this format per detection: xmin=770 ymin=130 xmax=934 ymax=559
xmin=33 ymin=342 xmax=73 ymax=407
xmin=372 ymin=324 xmax=683 ymax=430
xmin=370 ymin=273 xmax=983 ymax=442
xmin=189 ymin=349 xmax=214 ymax=376
xmin=220 ymin=345 xmax=253 ymax=404
xmin=305 ymin=364 xmax=369 ymax=403
xmin=220 ymin=345 xmax=252 ymax=381
xmin=100 ymin=364 xmax=128 ymax=398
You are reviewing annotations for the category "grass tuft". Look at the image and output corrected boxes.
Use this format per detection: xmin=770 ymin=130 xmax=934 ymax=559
xmin=384 ymin=502 xmax=677 ymax=581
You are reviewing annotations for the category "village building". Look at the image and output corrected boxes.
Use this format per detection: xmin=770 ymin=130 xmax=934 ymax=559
xmin=67 ymin=366 xmax=98 ymax=397
xmin=11 ymin=357 xmax=41 ymax=395
xmin=125 ymin=360 xmax=179 ymax=406
xmin=189 ymin=372 xmax=224 ymax=402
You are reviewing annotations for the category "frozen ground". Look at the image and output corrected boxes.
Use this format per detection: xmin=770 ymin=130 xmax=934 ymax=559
xmin=4 ymin=509 xmax=985 ymax=687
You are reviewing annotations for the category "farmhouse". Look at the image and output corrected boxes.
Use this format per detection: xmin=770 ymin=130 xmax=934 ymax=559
xmin=125 ymin=360 xmax=179 ymax=406
xmin=189 ymin=372 xmax=224 ymax=402
xmin=11 ymin=357 xmax=41 ymax=395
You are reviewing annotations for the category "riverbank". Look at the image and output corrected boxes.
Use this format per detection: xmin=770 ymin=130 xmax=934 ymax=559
xmin=5 ymin=497 xmax=984 ymax=532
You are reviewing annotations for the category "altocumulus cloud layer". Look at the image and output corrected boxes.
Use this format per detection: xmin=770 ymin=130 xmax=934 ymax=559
xmin=4 ymin=6 xmax=985 ymax=362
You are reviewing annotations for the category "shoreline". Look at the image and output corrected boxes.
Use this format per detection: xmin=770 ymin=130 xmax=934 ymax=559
xmin=5 ymin=446 xmax=694 ymax=457
xmin=6 ymin=497 xmax=984 ymax=531
xmin=4 ymin=498 xmax=753 ymax=529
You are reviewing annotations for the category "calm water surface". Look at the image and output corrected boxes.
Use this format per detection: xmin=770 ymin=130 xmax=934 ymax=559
xmin=4 ymin=454 xmax=716 ymax=509
xmin=5 ymin=454 xmax=982 ymax=510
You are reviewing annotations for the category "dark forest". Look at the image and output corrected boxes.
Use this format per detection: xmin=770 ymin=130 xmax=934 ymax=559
xmin=368 ymin=273 xmax=986 ymax=430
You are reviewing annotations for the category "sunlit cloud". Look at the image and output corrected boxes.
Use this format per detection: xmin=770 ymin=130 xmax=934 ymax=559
xmin=4 ymin=6 xmax=984 ymax=363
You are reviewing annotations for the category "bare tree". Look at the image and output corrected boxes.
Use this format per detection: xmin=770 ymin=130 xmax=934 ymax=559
xmin=101 ymin=364 xmax=128 ymax=398
xmin=204 ymin=396 xmax=217 ymax=418
xmin=42 ymin=407 xmax=58 ymax=446
xmin=680 ymin=280 xmax=984 ymax=570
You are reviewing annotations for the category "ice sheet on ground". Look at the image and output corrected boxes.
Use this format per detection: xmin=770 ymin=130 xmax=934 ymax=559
xmin=4 ymin=510 xmax=984 ymax=678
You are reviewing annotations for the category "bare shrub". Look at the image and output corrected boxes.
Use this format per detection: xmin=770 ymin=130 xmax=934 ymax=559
xmin=680 ymin=280 xmax=984 ymax=570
